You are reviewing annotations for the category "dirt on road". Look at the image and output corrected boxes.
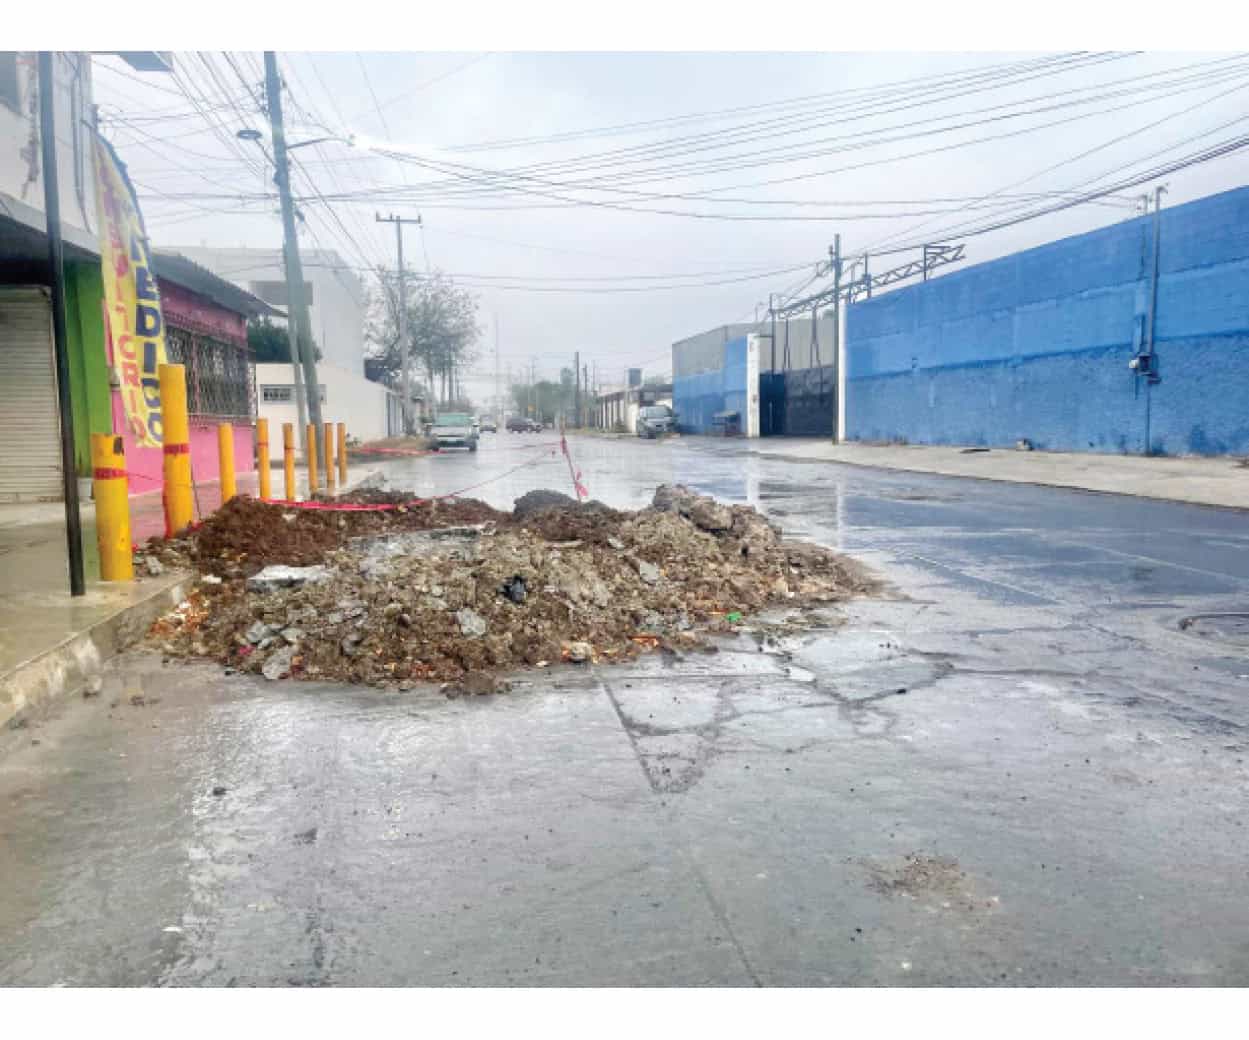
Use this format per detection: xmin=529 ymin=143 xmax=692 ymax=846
xmin=144 ymin=484 xmax=876 ymax=690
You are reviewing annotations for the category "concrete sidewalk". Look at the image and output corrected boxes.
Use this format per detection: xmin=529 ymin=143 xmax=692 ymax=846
xmin=732 ymin=439 xmax=1249 ymax=511
xmin=0 ymin=464 xmax=383 ymax=730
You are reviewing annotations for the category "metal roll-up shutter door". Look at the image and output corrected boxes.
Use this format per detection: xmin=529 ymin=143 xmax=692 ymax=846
xmin=0 ymin=287 xmax=62 ymax=502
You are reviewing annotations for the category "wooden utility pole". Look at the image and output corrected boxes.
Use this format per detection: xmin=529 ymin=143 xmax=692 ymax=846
xmin=376 ymin=212 xmax=422 ymax=431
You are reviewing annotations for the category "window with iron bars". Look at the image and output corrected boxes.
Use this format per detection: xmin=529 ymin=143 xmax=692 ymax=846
xmin=165 ymin=325 xmax=255 ymax=422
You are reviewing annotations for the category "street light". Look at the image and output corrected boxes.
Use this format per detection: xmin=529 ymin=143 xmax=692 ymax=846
xmin=235 ymin=128 xmax=355 ymax=151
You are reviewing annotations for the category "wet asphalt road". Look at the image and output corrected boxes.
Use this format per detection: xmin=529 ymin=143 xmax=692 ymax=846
xmin=2 ymin=432 xmax=1248 ymax=986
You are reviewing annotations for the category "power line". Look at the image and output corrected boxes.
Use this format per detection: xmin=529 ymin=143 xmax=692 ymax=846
xmin=346 ymin=53 xmax=493 ymax=123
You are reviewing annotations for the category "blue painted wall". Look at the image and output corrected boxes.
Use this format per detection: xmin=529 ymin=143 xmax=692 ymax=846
xmin=674 ymin=336 xmax=748 ymax=433
xmin=846 ymin=186 xmax=1249 ymax=455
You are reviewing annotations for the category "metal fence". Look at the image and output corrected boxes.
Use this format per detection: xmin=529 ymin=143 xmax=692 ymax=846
xmin=165 ymin=325 xmax=255 ymax=422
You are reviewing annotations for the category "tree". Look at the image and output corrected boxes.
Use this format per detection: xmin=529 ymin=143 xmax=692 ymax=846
xmin=247 ymin=316 xmax=321 ymax=363
xmin=365 ymin=269 xmax=481 ymax=415
xmin=510 ymin=380 xmax=566 ymax=424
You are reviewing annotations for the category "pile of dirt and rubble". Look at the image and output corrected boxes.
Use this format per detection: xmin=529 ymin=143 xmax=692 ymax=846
xmin=145 ymin=484 xmax=876 ymax=691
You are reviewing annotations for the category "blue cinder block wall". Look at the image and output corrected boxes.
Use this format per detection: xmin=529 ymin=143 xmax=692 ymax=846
xmin=845 ymin=186 xmax=1249 ymax=455
xmin=674 ymin=336 xmax=748 ymax=432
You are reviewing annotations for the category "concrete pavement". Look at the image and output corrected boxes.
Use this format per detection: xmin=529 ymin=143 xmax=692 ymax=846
xmin=1 ymin=433 xmax=1247 ymax=985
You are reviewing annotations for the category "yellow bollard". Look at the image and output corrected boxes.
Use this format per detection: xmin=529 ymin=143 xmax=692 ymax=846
xmin=256 ymin=418 xmax=271 ymax=501
xmin=336 ymin=422 xmax=347 ymax=487
xmin=159 ymin=363 xmax=193 ymax=537
xmin=306 ymin=423 xmax=319 ymax=497
xmin=217 ymin=424 xmax=237 ymax=503
xmin=323 ymin=422 xmax=336 ymax=496
xmin=282 ymin=422 xmax=296 ymax=501
xmin=91 ymin=433 xmax=133 ymax=581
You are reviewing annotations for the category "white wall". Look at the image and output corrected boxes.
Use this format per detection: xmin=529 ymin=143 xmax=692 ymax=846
xmin=255 ymin=361 xmax=398 ymax=443
xmin=172 ymin=246 xmax=366 ymax=375
xmin=0 ymin=52 xmax=95 ymax=237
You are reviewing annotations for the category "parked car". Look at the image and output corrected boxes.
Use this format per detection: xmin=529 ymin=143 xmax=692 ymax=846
xmin=506 ymin=416 xmax=542 ymax=433
xmin=432 ymin=412 xmax=479 ymax=451
xmin=479 ymin=416 xmax=498 ymax=433
xmin=636 ymin=404 xmax=676 ymax=438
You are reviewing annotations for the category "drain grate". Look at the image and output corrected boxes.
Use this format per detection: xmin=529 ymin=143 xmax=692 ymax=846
xmin=1178 ymin=612 xmax=1249 ymax=648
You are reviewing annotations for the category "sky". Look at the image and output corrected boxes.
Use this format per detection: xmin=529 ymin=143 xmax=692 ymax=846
xmin=89 ymin=50 xmax=1249 ymax=405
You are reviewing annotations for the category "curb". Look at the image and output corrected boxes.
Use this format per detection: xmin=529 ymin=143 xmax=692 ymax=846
xmin=1 ymin=572 xmax=191 ymax=734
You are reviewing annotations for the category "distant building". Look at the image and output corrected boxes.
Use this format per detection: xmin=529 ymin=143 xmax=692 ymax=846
xmin=169 ymin=245 xmax=404 ymax=441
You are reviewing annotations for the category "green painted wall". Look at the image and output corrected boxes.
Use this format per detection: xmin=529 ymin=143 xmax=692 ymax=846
xmin=64 ymin=263 xmax=111 ymax=475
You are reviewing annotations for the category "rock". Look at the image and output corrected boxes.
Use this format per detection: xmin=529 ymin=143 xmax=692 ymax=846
xmin=261 ymin=645 xmax=297 ymax=681
xmin=200 ymin=574 xmax=223 ymax=586
xmin=652 ymin=484 xmax=733 ymax=532
xmin=607 ymin=536 xmax=625 ymax=551
xmin=382 ymin=602 xmax=403 ymax=619
xmin=340 ymin=632 xmax=364 ymax=657
xmin=637 ymin=559 xmax=661 ymax=585
xmin=280 ymin=627 xmax=304 ymax=645
xmin=457 ymin=607 xmax=488 ymax=637
xmin=144 ymin=556 xmax=165 ymax=577
xmin=246 ymin=564 xmax=332 ymax=594
xmin=500 ymin=575 xmax=528 ymax=604
xmin=244 ymin=620 xmax=275 ymax=645
xmin=211 ymin=785 xmax=227 ymax=797
xmin=567 ymin=641 xmax=593 ymax=663
xmin=689 ymin=499 xmax=733 ymax=533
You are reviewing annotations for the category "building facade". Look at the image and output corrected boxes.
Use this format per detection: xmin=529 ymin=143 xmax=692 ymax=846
xmin=169 ymin=244 xmax=406 ymax=441
xmin=845 ymin=185 xmax=1249 ymax=456
xmin=168 ymin=246 xmax=366 ymax=374
xmin=0 ymin=53 xmax=268 ymax=502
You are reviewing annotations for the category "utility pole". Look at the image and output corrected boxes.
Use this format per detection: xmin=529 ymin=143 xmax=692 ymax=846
xmin=830 ymin=234 xmax=842 ymax=444
xmin=574 ymin=351 xmax=581 ymax=428
xmin=493 ymin=314 xmax=501 ymax=426
xmin=264 ymin=51 xmax=320 ymax=435
xmin=38 ymin=52 xmax=84 ymax=596
xmin=376 ymin=212 xmax=422 ymax=432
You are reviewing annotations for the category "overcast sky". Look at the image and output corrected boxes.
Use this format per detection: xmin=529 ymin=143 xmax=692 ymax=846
xmin=91 ymin=50 xmax=1249 ymax=402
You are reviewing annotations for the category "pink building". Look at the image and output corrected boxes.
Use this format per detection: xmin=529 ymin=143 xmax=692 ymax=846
xmin=109 ymin=252 xmax=279 ymax=504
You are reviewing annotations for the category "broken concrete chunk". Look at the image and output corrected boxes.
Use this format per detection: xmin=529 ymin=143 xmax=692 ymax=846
xmin=689 ymin=499 xmax=733 ymax=533
xmin=261 ymin=645 xmax=296 ymax=681
xmin=457 ymin=607 xmax=488 ymax=638
xmin=144 ymin=556 xmax=165 ymax=577
xmin=244 ymin=620 xmax=275 ymax=645
xmin=637 ymin=559 xmax=661 ymax=585
xmin=246 ymin=565 xmax=332 ymax=594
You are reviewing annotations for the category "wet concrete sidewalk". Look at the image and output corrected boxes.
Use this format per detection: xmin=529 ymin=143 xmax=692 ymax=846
xmin=1 ymin=434 xmax=1247 ymax=985
xmin=0 ymin=465 xmax=376 ymax=728
xmin=734 ymin=438 xmax=1249 ymax=510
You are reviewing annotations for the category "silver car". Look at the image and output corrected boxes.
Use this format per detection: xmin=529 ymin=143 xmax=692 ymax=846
xmin=636 ymin=404 xmax=676 ymax=438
